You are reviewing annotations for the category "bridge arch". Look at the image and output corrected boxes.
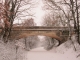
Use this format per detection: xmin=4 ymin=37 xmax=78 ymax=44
xmin=16 ymin=32 xmax=63 ymax=42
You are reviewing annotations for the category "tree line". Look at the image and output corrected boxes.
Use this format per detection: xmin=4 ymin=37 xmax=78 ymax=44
xmin=42 ymin=0 xmax=80 ymax=45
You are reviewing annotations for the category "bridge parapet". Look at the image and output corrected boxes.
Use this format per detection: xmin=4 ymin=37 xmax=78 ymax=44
xmin=11 ymin=26 xmax=74 ymax=31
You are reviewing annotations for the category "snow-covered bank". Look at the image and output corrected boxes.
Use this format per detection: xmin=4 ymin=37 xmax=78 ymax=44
xmin=0 ymin=39 xmax=27 ymax=60
xmin=0 ymin=40 xmax=16 ymax=60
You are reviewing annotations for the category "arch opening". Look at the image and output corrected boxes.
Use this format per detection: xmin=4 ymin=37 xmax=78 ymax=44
xmin=14 ymin=33 xmax=63 ymax=46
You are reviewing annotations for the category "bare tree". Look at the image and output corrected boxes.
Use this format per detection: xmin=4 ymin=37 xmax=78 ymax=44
xmin=43 ymin=0 xmax=80 ymax=44
xmin=69 ymin=0 xmax=80 ymax=44
xmin=22 ymin=18 xmax=36 ymax=26
xmin=42 ymin=12 xmax=67 ymax=27
xmin=0 ymin=0 xmax=34 ymax=42
xmin=42 ymin=13 xmax=57 ymax=27
xmin=75 ymin=0 xmax=80 ymax=44
xmin=24 ymin=36 xmax=39 ymax=51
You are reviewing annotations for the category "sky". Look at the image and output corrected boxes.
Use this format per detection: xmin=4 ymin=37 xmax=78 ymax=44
xmin=13 ymin=0 xmax=45 ymax=26
xmin=12 ymin=0 xmax=69 ymax=26
xmin=33 ymin=0 xmax=45 ymax=26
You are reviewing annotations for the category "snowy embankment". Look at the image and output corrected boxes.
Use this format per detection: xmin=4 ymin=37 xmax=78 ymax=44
xmin=0 ymin=39 xmax=27 ymax=60
xmin=0 ymin=40 xmax=16 ymax=60
xmin=0 ymin=34 xmax=80 ymax=60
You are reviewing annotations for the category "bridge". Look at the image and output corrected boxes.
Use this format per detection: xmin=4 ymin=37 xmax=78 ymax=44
xmin=11 ymin=26 xmax=72 ymax=40
xmin=0 ymin=26 xmax=73 ymax=44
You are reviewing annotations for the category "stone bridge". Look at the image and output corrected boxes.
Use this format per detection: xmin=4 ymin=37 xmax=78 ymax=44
xmin=0 ymin=26 xmax=74 ymax=43
xmin=10 ymin=26 xmax=73 ymax=41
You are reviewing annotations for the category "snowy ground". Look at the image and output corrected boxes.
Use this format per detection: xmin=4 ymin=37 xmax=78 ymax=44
xmin=27 ymin=47 xmax=80 ymax=60
xmin=27 ymin=36 xmax=80 ymax=60
xmin=0 ymin=34 xmax=80 ymax=60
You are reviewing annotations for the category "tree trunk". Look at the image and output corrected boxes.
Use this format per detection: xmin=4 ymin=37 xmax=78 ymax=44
xmin=75 ymin=0 xmax=80 ymax=44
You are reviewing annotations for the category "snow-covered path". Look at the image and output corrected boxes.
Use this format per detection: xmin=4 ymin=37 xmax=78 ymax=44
xmin=26 ymin=34 xmax=80 ymax=60
xmin=27 ymin=46 xmax=80 ymax=60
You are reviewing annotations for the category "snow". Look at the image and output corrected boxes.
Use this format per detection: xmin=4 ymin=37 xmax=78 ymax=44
xmin=0 ymin=34 xmax=80 ymax=60
xmin=30 ymin=47 xmax=47 ymax=51
xmin=0 ymin=40 xmax=16 ymax=60
xmin=27 ymin=51 xmax=78 ymax=60
xmin=27 ymin=45 xmax=80 ymax=60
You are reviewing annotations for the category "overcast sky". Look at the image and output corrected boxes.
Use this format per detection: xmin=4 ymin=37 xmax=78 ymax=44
xmin=13 ymin=0 xmax=45 ymax=26
xmin=33 ymin=0 xmax=45 ymax=26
